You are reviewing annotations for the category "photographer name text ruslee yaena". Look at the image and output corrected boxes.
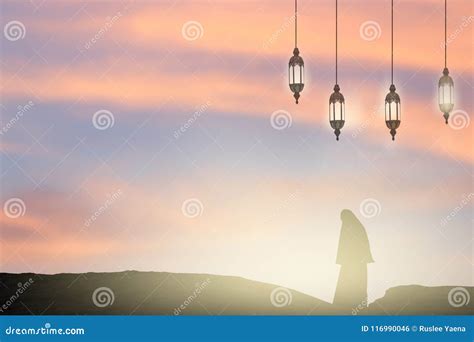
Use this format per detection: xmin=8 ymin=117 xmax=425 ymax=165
xmin=418 ymin=326 xmax=466 ymax=333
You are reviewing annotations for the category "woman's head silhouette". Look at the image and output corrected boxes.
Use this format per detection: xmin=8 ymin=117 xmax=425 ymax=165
xmin=340 ymin=209 xmax=359 ymax=224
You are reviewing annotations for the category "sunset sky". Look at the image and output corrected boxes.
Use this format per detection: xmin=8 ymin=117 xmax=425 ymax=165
xmin=1 ymin=0 xmax=472 ymax=304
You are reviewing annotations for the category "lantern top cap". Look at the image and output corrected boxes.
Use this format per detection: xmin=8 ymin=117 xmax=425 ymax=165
xmin=439 ymin=70 xmax=454 ymax=86
xmin=385 ymin=85 xmax=400 ymax=103
xmin=329 ymin=85 xmax=345 ymax=103
xmin=289 ymin=48 xmax=304 ymax=66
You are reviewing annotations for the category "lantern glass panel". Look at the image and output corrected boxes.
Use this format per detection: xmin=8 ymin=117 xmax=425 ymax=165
xmin=288 ymin=65 xmax=293 ymax=85
xmin=438 ymin=82 xmax=454 ymax=113
xmin=289 ymin=65 xmax=303 ymax=85
xmin=290 ymin=65 xmax=303 ymax=85
xmin=330 ymin=101 xmax=345 ymax=121
xmin=385 ymin=101 xmax=400 ymax=121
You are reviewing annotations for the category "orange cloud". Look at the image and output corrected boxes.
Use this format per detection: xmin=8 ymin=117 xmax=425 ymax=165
xmin=23 ymin=1 xmax=473 ymax=72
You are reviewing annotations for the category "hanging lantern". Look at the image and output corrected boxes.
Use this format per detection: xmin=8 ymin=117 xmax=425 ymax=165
xmin=289 ymin=48 xmax=304 ymax=104
xmin=385 ymin=0 xmax=401 ymax=141
xmin=385 ymin=84 xmax=401 ymax=141
xmin=329 ymin=84 xmax=345 ymax=140
xmin=438 ymin=68 xmax=454 ymax=123
xmin=438 ymin=0 xmax=454 ymax=124
xmin=288 ymin=0 xmax=304 ymax=104
xmin=328 ymin=0 xmax=345 ymax=141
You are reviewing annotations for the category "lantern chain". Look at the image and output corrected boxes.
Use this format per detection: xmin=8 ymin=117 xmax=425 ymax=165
xmin=336 ymin=0 xmax=338 ymax=84
xmin=295 ymin=0 xmax=298 ymax=48
xmin=445 ymin=0 xmax=447 ymax=68
xmin=391 ymin=0 xmax=393 ymax=85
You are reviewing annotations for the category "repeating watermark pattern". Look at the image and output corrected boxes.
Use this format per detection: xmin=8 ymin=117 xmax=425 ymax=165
xmin=4 ymin=20 xmax=26 ymax=41
xmin=448 ymin=287 xmax=470 ymax=308
xmin=262 ymin=15 xmax=295 ymax=49
xmin=448 ymin=110 xmax=470 ymax=130
xmin=92 ymin=109 xmax=115 ymax=130
xmin=270 ymin=110 xmax=292 ymax=130
xmin=181 ymin=198 xmax=204 ymax=218
xmin=359 ymin=198 xmax=381 ymax=218
xmin=181 ymin=21 xmax=204 ymax=41
xmin=0 ymin=278 xmax=34 ymax=313
xmin=359 ymin=21 xmax=381 ymax=41
xmin=0 ymin=101 xmax=35 ymax=136
xmin=83 ymin=189 xmax=123 ymax=228
xmin=3 ymin=198 xmax=26 ymax=219
xmin=440 ymin=193 xmax=473 ymax=227
xmin=84 ymin=12 xmax=123 ymax=50
xmin=264 ymin=188 xmax=302 ymax=223
xmin=351 ymin=104 xmax=384 ymax=139
xmin=173 ymin=100 xmax=212 ymax=139
xmin=351 ymin=299 xmax=368 ymax=315
xmin=173 ymin=278 xmax=211 ymax=315
xmin=92 ymin=287 xmax=115 ymax=307
xmin=383 ymin=135 xmax=399 ymax=150
xmin=270 ymin=287 xmax=292 ymax=308
xmin=440 ymin=16 xmax=474 ymax=49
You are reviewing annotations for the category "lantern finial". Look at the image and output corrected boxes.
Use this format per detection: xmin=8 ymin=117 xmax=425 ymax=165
xmin=390 ymin=129 xmax=396 ymax=141
xmin=294 ymin=92 xmax=300 ymax=104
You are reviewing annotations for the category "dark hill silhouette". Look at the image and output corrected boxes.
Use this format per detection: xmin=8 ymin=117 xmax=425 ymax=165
xmin=0 ymin=272 xmax=471 ymax=315
xmin=369 ymin=285 xmax=473 ymax=315
xmin=0 ymin=271 xmax=331 ymax=315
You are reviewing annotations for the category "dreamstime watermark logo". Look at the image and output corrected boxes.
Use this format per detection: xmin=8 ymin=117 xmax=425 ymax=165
xmin=352 ymin=299 xmax=368 ymax=315
xmin=181 ymin=21 xmax=204 ymax=41
xmin=263 ymin=15 xmax=295 ymax=49
xmin=3 ymin=198 xmax=26 ymax=219
xmin=270 ymin=287 xmax=292 ymax=308
xmin=83 ymin=189 xmax=123 ymax=228
xmin=173 ymin=100 xmax=212 ymax=139
xmin=0 ymin=101 xmax=34 ymax=136
xmin=92 ymin=287 xmax=115 ymax=307
xmin=359 ymin=21 xmax=381 ymax=41
xmin=92 ymin=109 xmax=115 ymax=130
xmin=440 ymin=16 xmax=474 ymax=49
xmin=264 ymin=188 xmax=302 ymax=223
xmin=0 ymin=278 xmax=34 ymax=313
xmin=440 ymin=193 xmax=473 ymax=227
xmin=4 ymin=20 xmax=26 ymax=41
xmin=448 ymin=287 xmax=470 ymax=308
xmin=359 ymin=198 xmax=381 ymax=218
xmin=173 ymin=278 xmax=211 ymax=315
xmin=351 ymin=104 xmax=383 ymax=139
xmin=448 ymin=110 xmax=470 ymax=130
xmin=84 ymin=12 xmax=123 ymax=50
xmin=270 ymin=110 xmax=292 ymax=130
xmin=181 ymin=198 xmax=204 ymax=218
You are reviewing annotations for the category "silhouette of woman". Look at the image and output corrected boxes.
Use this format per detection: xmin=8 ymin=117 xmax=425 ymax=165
xmin=333 ymin=209 xmax=374 ymax=311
